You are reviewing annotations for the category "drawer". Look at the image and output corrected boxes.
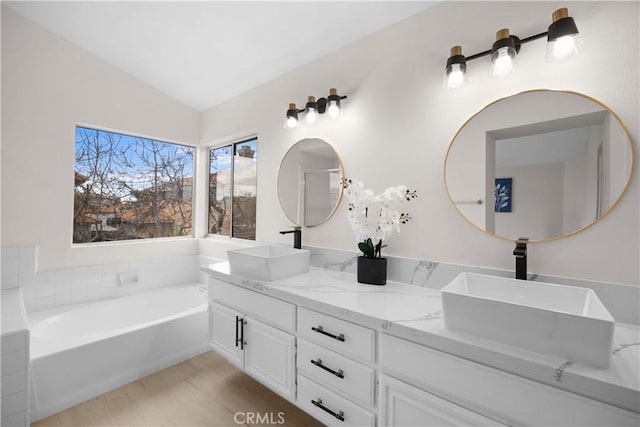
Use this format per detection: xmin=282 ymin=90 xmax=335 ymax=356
xmin=298 ymin=307 xmax=375 ymax=363
xmin=297 ymin=374 xmax=375 ymax=427
xmin=210 ymin=279 xmax=295 ymax=331
xmin=297 ymin=338 xmax=375 ymax=407
xmin=380 ymin=334 xmax=640 ymax=427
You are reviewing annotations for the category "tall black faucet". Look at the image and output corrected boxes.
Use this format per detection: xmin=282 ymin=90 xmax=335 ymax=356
xmin=513 ymin=237 xmax=529 ymax=280
xmin=280 ymin=226 xmax=302 ymax=249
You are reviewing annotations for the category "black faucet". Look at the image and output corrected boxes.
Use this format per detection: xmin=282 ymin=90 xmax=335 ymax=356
xmin=513 ymin=237 xmax=529 ymax=280
xmin=280 ymin=227 xmax=302 ymax=249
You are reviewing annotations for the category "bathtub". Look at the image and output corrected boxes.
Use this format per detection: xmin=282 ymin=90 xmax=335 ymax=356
xmin=28 ymin=282 xmax=209 ymax=422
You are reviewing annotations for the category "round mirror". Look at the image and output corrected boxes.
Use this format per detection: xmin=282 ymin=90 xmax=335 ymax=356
xmin=444 ymin=90 xmax=634 ymax=242
xmin=277 ymin=138 xmax=344 ymax=226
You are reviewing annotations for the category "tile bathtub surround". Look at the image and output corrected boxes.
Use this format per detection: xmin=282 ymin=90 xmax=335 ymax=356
xmin=1 ymin=246 xmax=37 ymax=290
xmin=1 ymin=289 xmax=30 ymax=427
xmin=16 ymin=254 xmax=207 ymax=313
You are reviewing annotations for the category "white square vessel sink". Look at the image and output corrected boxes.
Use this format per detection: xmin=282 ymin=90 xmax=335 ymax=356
xmin=227 ymin=245 xmax=310 ymax=281
xmin=441 ymin=273 xmax=615 ymax=368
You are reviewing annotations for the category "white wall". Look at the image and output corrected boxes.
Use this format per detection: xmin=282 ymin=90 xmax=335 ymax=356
xmin=2 ymin=2 xmax=638 ymax=285
xmin=1 ymin=7 xmax=201 ymax=270
xmin=199 ymin=1 xmax=639 ymax=285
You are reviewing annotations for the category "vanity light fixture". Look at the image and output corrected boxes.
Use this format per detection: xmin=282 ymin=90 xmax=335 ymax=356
xmin=444 ymin=7 xmax=582 ymax=89
xmin=285 ymin=88 xmax=347 ymax=128
xmin=490 ymin=28 xmax=518 ymax=77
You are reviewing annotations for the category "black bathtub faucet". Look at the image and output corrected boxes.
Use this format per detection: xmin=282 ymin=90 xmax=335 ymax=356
xmin=280 ymin=226 xmax=302 ymax=249
xmin=513 ymin=237 xmax=529 ymax=280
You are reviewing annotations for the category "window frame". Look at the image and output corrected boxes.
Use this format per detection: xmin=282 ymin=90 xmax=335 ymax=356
xmin=206 ymin=135 xmax=258 ymax=241
xmin=73 ymin=124 xmax=197 ymax=245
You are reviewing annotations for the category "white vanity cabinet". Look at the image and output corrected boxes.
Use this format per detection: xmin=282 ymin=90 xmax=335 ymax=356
xmin=380 ymin=374 xmax=503 ymax=427
xmin=208 ymin=279 xmax=296 ymax=400
xmin=296 ymin=307 xmax=377 ymax=427
xmin=380 ymin=334 xmax=640 ymax=427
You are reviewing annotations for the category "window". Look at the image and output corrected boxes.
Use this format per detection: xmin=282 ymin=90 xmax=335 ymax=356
xmin=209 ymin=137 xmax=258 ymax=240
xmin=74 ymin=126 xmax=194 ymax=243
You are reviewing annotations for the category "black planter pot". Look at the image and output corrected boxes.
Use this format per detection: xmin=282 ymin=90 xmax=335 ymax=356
xmin=357 ymin=256 xmax=387 ymax=285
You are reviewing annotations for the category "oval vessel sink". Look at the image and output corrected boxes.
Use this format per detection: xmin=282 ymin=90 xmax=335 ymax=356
xmin=441 ymin=273 xmax=615 ymax=368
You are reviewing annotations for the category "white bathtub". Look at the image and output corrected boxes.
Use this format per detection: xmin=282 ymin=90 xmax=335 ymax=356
xmin=28 ymin=282 xmax=209 ymax=422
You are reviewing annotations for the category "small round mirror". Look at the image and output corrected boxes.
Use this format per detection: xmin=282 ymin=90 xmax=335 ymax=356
xmin=277 ymin=138 xmax=344 ymax=226
xmin=444 ymin=90 xmax=634 ymax=242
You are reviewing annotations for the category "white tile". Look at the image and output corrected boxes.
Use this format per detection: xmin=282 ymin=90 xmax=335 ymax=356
xmin=18 ymin=246 xmax=36 ymax=261
xmin=18 ymin=286 xmax=36 ymax=301
xmin=1 ymin=247 xmax=19 ymax=277
xmin=37 ymin=270 xmax=55 ymax=287
xmin=71 ymin=291 xmax=89 ymax=304
xmin=101 ymin=286 xmax=116 ymax=299
xmin=1 ymin=370 xmax=26 ymax=395
xmin=1 ymin=409 xmax=27 ymax=427
xmin=18 ymin=272 xmax=36 ymax=288
xmin=86 ymin=265 xmax=102 ymax=290
xmin=54 ymin=293 xmax=72 ymax=306
xmin=55 ymin=269 xmax=73 ymax=294
xmin=1 ymin=275 xmax=19 ymax=290
xmin=37 ymin=280 xmax=55 ymax=298
xmin=18 ymin=255 xmax=35 ymax=277
xmin=1 ymin=390 xmax=27 ymax=417
xmin=0 ymin=350 xmax=26 ymax=376
xmin=23 ymin=299 xmax=38 ymax=313
xmin=36 ymin=296 xmax=55 ymax=311
xmin=1 ymin=332 xmax=26 ymax=354
xmin=86 ymin=288 xmax=101 ymax=301
xmin=71 ymin=267 xmax=88 ymax=293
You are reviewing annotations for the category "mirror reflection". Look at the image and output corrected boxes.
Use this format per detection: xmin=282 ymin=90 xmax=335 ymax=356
xmin=277 ymin=138 xmax=343 ymax=226
xmin=445 ymin=90 xmax=633 ymax=242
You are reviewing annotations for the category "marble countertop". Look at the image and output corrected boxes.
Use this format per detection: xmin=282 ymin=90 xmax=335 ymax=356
xmin=202 ymin=262 xmax=639 ymax=413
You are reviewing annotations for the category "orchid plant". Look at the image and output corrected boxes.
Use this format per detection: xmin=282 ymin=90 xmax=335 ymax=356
xmin=342 ymin=179 xmax=417 ymax=259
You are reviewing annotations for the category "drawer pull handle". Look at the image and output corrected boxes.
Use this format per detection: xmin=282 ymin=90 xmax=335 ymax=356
xmin=311 ymin=398 xmax=344 ymax=422
xmin=312 ymin=326 xmax=345 ymax=342
xmin=311 ymin=358 xmax=344 ymax=379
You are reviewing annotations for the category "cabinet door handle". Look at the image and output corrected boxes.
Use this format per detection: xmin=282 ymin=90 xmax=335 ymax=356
xmin=310 ymin=358 xmax=344 ymax=379
xmin=311 ymin=398 xmax=344 ymax=422
xmin=311 ymin=326 xmax=345 ymax=342
xmin=235 ymin=315 xmax=240 ymax=347
xmin=240 ymin=318 xmax=246 ymax=350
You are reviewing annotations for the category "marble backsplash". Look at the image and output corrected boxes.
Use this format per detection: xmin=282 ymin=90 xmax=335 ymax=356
xmin=304 ymin=244 xmax=640 ymax=326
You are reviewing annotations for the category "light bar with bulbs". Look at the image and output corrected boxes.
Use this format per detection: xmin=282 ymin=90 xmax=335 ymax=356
xmin=444 ymin=7 xmax=583 ymax=89
xmin=285 ymin=88 xmax=347 ymax=128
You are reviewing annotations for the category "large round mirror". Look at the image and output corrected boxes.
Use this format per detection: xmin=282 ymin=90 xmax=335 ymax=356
xmin=445 ymin=90 xmax=634 ymax=242
xmin=277 ymin=138 xmax=344 ymax=226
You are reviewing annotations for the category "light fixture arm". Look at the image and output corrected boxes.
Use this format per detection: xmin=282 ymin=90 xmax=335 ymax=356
xmin=465 ymin=31 xmax=547 ymax=62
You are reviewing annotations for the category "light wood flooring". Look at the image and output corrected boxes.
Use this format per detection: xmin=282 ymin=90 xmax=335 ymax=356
xmin=32 ymin=351 xmax=323 ymax=427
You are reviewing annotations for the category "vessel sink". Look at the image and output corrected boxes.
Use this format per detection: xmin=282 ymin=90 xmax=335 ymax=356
xmin=227 ymin=245 xmax=310 ymax=281
xmin=441 ymin=273 xmax=615 ymax=368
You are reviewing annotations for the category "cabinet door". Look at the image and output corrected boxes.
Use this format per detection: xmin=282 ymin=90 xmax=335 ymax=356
xmin=380 ymin=375 xmax=504 ymax=427
xmin=209 ymin=302 xmax=243 ymax=368
xmin=244 ymin=316 xmax=296 ymax=400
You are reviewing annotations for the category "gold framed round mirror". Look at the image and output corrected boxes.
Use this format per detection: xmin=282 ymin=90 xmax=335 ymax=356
xmin=444 ymin=89 xmax=634 ymax=242
xmin=277 ymin=138 xmax=344 ymax=227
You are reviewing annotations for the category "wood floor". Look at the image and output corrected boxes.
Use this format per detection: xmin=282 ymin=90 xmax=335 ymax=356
xmin=32 ymin=351 xmax=323 ymax=427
